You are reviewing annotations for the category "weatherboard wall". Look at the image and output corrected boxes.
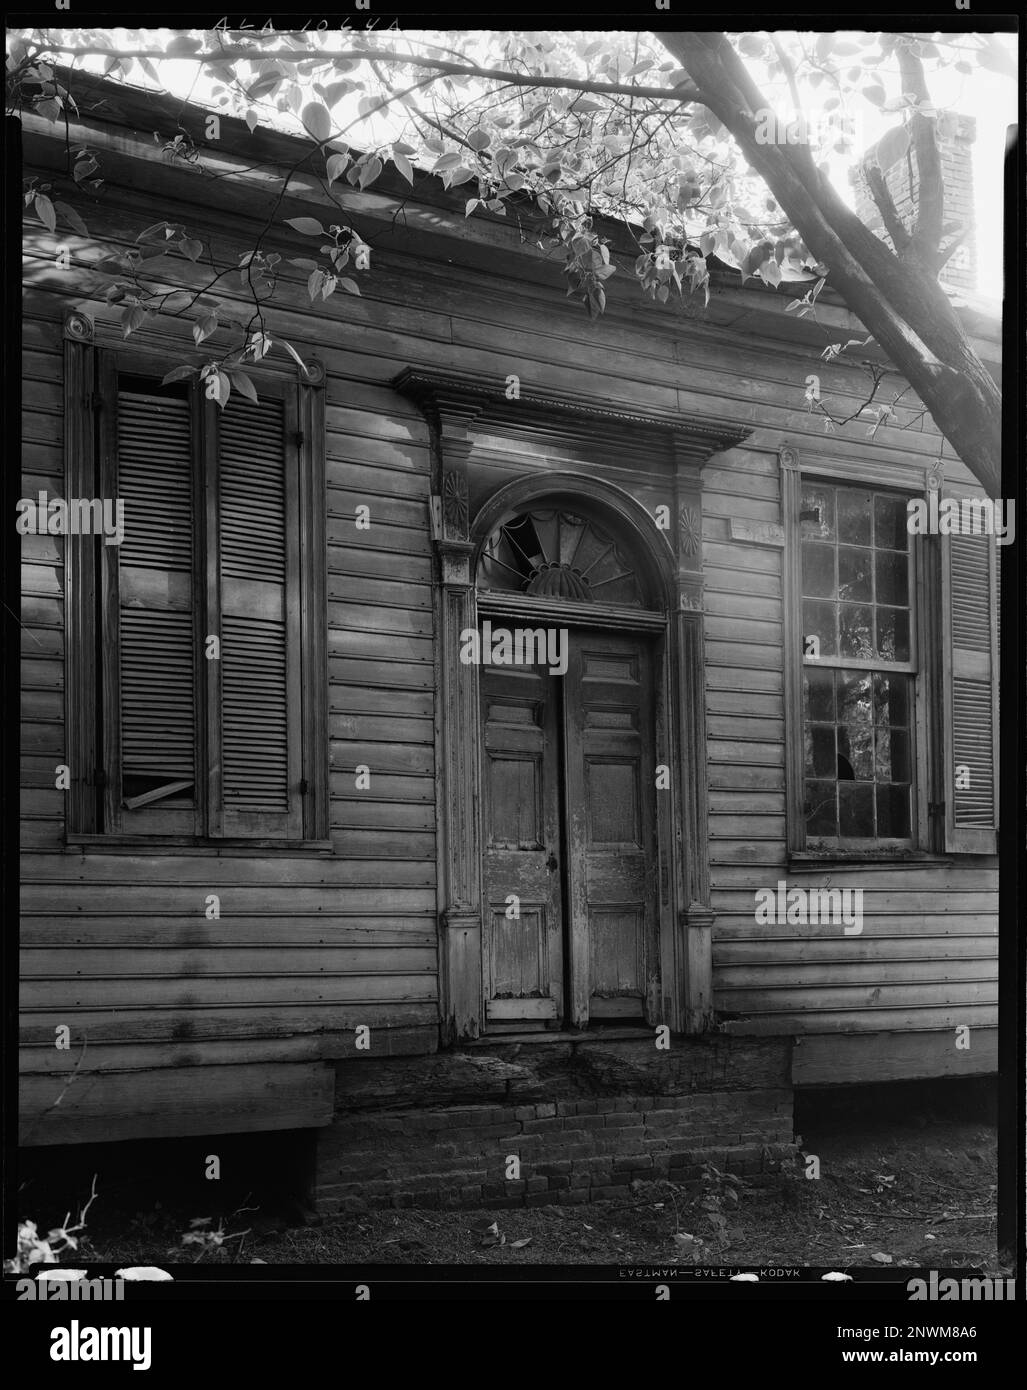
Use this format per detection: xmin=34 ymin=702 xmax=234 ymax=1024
xmin=20 ymin=107 xmax=998 ymax=1141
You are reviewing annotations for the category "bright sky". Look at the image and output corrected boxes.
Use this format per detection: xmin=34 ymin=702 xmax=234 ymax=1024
xmin=57 ymin=27 xmax=1016 ymax=299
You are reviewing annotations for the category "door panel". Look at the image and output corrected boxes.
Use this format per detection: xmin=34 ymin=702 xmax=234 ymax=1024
xmin=480 ymin=629 xmax=658 ymax=1030
xmin=565 ymin=636 xmax=657 ymax=1025
xmin=481 ymin=665 xmax=563 ymax=1023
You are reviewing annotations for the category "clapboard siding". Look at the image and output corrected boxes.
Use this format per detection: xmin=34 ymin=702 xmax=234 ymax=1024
xmin=20 ymin=103 xmax=1000 ymax=1143
xmin=703 ymin=450 xmax=999 ymax=1041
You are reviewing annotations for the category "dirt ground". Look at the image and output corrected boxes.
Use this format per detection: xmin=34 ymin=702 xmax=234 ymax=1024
xmin=18 ymin=1083 xmax=1005 ymax=1273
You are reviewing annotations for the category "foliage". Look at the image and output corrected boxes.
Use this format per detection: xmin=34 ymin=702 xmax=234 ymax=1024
xmin=6 ymin=26 xmax=1009 ymax=488
xmin=4 ymin=1175 xmax=99 ymax=1273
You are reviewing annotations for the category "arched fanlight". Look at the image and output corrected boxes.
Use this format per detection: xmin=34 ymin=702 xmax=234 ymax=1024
xmin=478 ymin=509 xmax=645 ymax=607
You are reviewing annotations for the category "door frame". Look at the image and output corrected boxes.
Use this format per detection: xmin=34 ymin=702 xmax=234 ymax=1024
xmin=434 ymin=469 xmax=716 ymax=1041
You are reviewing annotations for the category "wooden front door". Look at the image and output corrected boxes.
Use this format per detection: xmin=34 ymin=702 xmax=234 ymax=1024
xmin=481 ymin=629 xmax=657 ymax=1028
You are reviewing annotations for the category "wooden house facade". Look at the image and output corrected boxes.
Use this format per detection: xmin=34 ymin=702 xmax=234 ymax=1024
xmin=18 ymin=79 xmax=1001 ymax=1205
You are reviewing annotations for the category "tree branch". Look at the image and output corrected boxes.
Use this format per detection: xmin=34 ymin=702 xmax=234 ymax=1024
xmin=896 ymin=40 xmax=944 ymax=261
xmin=36 ymin=42 xmax=700 ymax=105
xmin=863 ymin=164 xmax=911 ymax=253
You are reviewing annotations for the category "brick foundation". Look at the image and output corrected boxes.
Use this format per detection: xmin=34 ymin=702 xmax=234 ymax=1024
xmin=315 ymin=1034 xmax=795 ymax=1214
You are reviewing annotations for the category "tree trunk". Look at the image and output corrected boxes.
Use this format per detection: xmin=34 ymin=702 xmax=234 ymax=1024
xmin=661 ymin=32 xmax=1002 ymax=499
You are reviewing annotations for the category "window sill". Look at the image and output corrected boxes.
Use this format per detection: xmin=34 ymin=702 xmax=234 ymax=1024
xmin=64 ymin=835 xmax=334 ymax=855
xmin=788 ymin=851 xmax=953 ymax=870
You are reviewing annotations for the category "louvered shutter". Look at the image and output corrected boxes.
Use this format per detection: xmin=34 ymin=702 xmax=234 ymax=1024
xmin=215 ymin=387 xmax=303 ymax=837
xmin=116 ymin=385 xmax=198 ymax=830
xmin=941 ymin=495 xmax=999 ymax=853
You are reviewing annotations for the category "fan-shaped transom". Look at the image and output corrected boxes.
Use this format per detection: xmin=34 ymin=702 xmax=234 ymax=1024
xmin=478 ymin=508 xmax=646 ymax=608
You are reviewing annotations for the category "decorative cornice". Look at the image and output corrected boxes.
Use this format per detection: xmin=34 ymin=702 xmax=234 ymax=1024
xmin=391 ymin=366 xmax=752 ymax=463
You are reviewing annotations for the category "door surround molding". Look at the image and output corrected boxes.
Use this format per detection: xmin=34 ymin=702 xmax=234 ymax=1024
xmin=392 ymin=366 xmax=752 ymax=1041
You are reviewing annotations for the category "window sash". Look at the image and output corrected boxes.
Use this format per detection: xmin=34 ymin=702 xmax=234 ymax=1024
xmin=785 ymin=463 xmax=926 ymax=854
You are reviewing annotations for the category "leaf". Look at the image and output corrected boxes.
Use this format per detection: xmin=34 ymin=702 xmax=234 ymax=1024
xmin=357 ymin=156 xmax=382 ymax=189
xmin=211 ymin=371 xmax=231 ymax=409
xmin=52 ymin=200 xmax=87 ymax=236
xmin=338 ymin=277 xmax=360 ymax=295
xmin=392 ymin=150 xmax=414 ymax=184
xmin=33 ymin=193 xmax=56 ymax=233
xmin=699 ymin=231 xmax=717 ymax=258
xmin=307 ymin=269 xmax=326 ymax=301
xmin=761 ymin=258 xmax=782 ymax=287
xmin=121 ymin=305 xmax=146 ymax=338
xmin=193 ymin=312 xmax=218 ymax=345
xmin=228 ymin=370 xmax=258 ymax=403
xmin=179 ymin=238 xmax=203 ymax=262
xmin=161 ymin=366 xmax=196 ymax=385
xmin=246 ymin=73 xmax=282 ymax=101
xmin=136 ymin=221 xmax=170 ymax=244
xmin=301 ymin=101 xmax=332 ymax=143
xmin=286 ymin=217 xmax=326 ymax=237
xmin=448 ymin=166 xmax=475 ymax=186
xmin=871 ymin=1252 xmax=893 ymax=1264
xmin=465 ymin=198 xmax=479 ymax=218
xmin=167 ymin=35 xmax=202 ymax=57
xmin=288 ymin=256 xmax=321 ymax=271
xmin=466 ymin=127 xmax=491 ymax=151
xmin=314 ymin=77 xmax=354 ymax=107
xmin=244 ymin=109 xmax=259 ymax=134
xmin=875 ymin=124 xmax=911 ymax=172
xmin=326 ymin=151 xmax=349 ymax=185
xmin=321 ymin=274 xmax=337 ymax=300
xmin=279 ymin=339 xmax=311 ymax=376
xmin=432 ymin=152 xmax=463 ymax=172
xmin=509 ymin=1237 xmax=532 ymax=1249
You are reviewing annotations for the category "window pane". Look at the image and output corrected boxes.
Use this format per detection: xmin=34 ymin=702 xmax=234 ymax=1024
xmin=802 ymin=541 xmax=835 ymax=597
xmin=804 ymin=668 xmax=835 ymax=721
xmin=876 ymin=608 xmax=910 ymax=661
xmin=876 ymin=784 xmax=911 ymax=837
xmin=837 ymin=671 xmax=872 ymax=723
xmin=806 ymin=782 xmax=837 ymax=836
xmin=839 ymin=782 xmax=875 ymax=836
xmin=800 ymin=484 xmax=835 ymax=539
xmin=875 ymin=726 xmax=910 ymax=782
xmin=838 ymin=723 xmax=873 ymax=780
xmin=837 ymin=488 xmax=872 ymax=545
xmin=875 ymin=549 xmax=909 ymax=607
xmin=839 ymin=603 xmax=873 ymax=657
xmin=874 ymin=493 xmax=909 ymax=551
xmin=838 ymin=545 xmax=872 ymax=601
xmin=803 ymin=599 xmax=837 ymax=656
xmin=805 ymin=725 xmax=837 ymax=777
xmin=873 ymin=672 xmax=910 ymax=726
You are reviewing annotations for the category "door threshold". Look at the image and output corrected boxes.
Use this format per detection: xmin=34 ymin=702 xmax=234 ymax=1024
xmin=468 ymin=1024 xmax=655 ymax=1047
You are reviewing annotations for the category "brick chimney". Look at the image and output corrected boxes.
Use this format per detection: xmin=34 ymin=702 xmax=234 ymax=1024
xmin=851 ymin=112 xmax=977 ymax=294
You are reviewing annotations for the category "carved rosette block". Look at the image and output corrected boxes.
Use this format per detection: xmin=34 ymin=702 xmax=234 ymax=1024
xmin=300 ymin=356 xmax=326 ymax=387
xmin=442 ymin=470 xmax=469 ymax=540
xmin=63 ymin=309 xmax=94 ymax=342
xmin=678 ymin=504 xmax=700 ymax=557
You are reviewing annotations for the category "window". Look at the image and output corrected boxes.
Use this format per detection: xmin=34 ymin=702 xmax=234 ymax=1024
xmin=783 ymin=460 xmax=999 ymax=858
xmin=799 ymin=483 xmax=915 ymax=848
xmin=65 ymin=336 xmax=327 ymax=843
